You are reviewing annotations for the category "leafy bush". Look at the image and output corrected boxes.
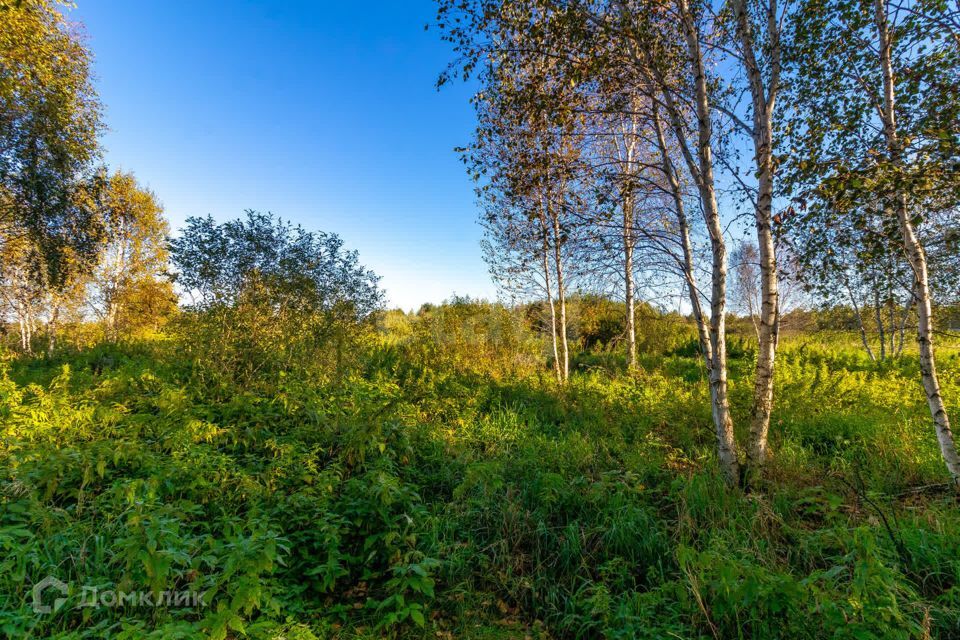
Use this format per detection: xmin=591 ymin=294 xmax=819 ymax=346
xmin=167 ymin=212 xmax=384 ymax=390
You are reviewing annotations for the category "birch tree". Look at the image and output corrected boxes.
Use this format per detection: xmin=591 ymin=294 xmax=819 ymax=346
xmin=614 ymin=0 xmax=741 ymax=483
xmin=722 ymin=0 xmax=787 ymax=480
xmin=437 ymin=0 xmax=745 ymax=482
xmin=89 ymin=171 xmax=172 ymax=341
xmin=0 ymin=0 xmax=104 ymax=282
xmin=784 ymin=0 xmax=960 ymax=480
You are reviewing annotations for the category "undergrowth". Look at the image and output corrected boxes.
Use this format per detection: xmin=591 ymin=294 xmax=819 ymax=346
xmin=1 ymin=330 xmax=959 ymax=639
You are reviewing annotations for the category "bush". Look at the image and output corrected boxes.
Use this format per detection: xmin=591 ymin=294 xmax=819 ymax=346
xmin=168 ymin=212 xmax=384 ymax=390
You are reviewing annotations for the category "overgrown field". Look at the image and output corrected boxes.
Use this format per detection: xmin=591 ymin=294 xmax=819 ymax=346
xmin=2 ymin=310 xmax=960 ymax=639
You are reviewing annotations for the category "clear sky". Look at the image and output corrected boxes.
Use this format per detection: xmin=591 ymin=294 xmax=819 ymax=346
xmin=69 ymin=0 xmax=496 ymax=310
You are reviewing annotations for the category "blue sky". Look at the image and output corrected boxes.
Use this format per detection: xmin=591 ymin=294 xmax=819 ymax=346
xmin=69 ymin=0 xmax=496 ymax=310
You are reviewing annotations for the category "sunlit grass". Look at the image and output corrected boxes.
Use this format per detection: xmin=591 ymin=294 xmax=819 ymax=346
xmin=1 ymin=322 xmax=959 ymax=638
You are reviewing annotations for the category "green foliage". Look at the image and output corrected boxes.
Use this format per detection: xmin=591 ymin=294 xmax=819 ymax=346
xmin=567 ymin=295 xmax=695 ymax=359
xmin=0 ymin=0 xmax=105 ymax=282
xmin=1 ymin=318 xmax=960 ymax=638
xmin=168 ymin=212 xmax=384 ymax=390
xmin=399 ymin=296 xmax=544 ymax=379
xmin=169 ymin=211 xmax=382 ymax=318
xmin=90 ymin=170 xmax=176 ymax=340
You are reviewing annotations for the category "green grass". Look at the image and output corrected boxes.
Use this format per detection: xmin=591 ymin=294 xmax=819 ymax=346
xmin=1 ymin=331 xmax=959 ymax=639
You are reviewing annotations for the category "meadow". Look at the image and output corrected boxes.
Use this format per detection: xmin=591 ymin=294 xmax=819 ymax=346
xmin=4 ymin=0 xmax=960 ymax=638
xmin=2 ymin=301 xmax=960 ymax=640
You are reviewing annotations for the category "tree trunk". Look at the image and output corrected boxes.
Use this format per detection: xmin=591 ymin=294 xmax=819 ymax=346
xmin=106 ymin=299 xmax=121 ymax=342
xmin=540 ymin=209 xmax=562 ymax=382
xmin=679 ymin=0 xmax=740 ymax=484
xmin=627 ymin=0 xmax=739 ymax=483
xmin=732 ymin=0 xmax=781 ymax=483
xmin=677 ymin=0 xmax=739 ymax=483
xmin=896 ymin=288 xmax=913 ymax=357
xmin=624 ymin=191 xmax=637 ymax=369
xmin=551 ymin=207 xmax=570 ymax=382
xmin=846 ymin=279 xmax=876 ymax=361
xmin=47 ymin=306 xmax=59 ymax=357
xmin=874 ymin=290 xmax=887 ymax=360
xmin=653 ymin=104 xmax=713 ymax=370
xmin=888 ymin=301 xmax=896 ymax=355
xmin=26 ymin=313 xmax=33 ymax=354
xmin=896 ymin=195 xmax=960 ymax=479
xmin=18 ymin=312 xmax=29 ymax=353
xmin=874 ymin=0 xmax=960 ymax=481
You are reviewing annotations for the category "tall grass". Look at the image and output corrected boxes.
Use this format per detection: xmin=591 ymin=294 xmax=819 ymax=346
xmin=1 ymin=319 xmax=958 ymax=638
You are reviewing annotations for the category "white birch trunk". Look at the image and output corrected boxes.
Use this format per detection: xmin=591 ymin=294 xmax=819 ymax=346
xmin=540 ymin=208 xmax=563 ymax=383
xmin=732 ymin=0 xmax=781 ymax=480
xmin=551 ymin=206 xmax=570 ymax=382
xmin=669 ymin=0 xmax=740 ymax=483
xmin=624 ymin=192 xmax=637 ymax=369
xmin=653 ymin=106 xmax=714 ymax=370
xmin=874 ymin=0 xmax=960 ymax=480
